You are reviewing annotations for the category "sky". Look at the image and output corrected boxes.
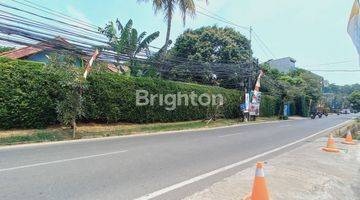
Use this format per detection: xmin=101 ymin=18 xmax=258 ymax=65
xmin=1 ymin=0 xmax=359 ymax=85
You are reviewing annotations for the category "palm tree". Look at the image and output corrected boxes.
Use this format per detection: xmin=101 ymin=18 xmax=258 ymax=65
xmin=138 ymin=0 xmax=208 ymax=56
xmin=99 ymin=19 xmax=160 ymax=73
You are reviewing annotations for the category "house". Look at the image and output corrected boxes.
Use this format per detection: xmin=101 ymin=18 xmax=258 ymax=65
xmin=0 ymin=36 xmax=131 ymax=74
xmin=0 ymin=36 xmax=84 ymax=67
xmin=266 ymin=57 xmax=296 ymax=73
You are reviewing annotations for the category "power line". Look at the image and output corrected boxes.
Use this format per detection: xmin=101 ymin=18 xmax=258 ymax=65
xmin=2 ymin=1 xmax=257 ymax=67
xmin=0 ymin=2 xmax=260 ymax=88
xmin=308 ymin=60 xmax=356 ymax=67
xmin=0 ymin=2 xmax=100 ymax=35
xmin=196 ymin=5 xmax=250 ymax=30
xmin=195 ymin=4 xmax=276 ymax=59
xmin=307 ymin=69 xmax=360 ymax=72
xmin=11 ymin=0 xmax=99 ymax=30
xmin=252 ymin=31 xmax=276 ymax=59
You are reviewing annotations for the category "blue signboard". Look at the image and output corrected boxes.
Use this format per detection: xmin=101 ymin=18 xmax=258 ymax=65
xmin=240 ymin=103 xmax=246 ymax=111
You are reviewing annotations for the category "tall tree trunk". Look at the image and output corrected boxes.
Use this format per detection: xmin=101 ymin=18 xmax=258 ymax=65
xmin=158 ymin=16 xmax=172 ymax=78
xmin=163 ymin=12 xmax=172 ymax=59
xmin=72 ymin=119 xmax=77 ymax=139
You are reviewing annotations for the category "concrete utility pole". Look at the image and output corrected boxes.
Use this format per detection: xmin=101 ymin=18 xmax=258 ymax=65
xmin=249 ymin=26 xmax=253 ymax=47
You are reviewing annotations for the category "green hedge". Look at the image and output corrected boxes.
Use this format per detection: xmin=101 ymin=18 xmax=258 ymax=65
xmin=0 ymin=58 xmax=61 ymax=129
xmin=0 ymin=58 xmax=243 ymax=129
xmin=295 ymin=96 xmax=310 ymax=117
xmin=260 ymin=95 xmax=280 ymax=117
xmin=83 ymin=72 xmax=242 ymax=123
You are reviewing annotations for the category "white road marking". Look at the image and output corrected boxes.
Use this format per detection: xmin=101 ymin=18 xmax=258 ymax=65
xmin=133 ymin=120 xmax=352 ymax=200
xmin=218 ymin=132 xmax=243 ymax=138
xmin=279 ymin=124 xmax=292 ymax=128
xmin=0 ymin=150 xmax=128 ymax=173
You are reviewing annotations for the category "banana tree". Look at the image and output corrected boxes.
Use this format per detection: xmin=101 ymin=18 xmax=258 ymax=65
xmin=99 ymin=19 xmax=160 ymax=75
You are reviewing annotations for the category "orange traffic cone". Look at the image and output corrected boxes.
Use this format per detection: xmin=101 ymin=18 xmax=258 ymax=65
xmin=243 ymin=162 xmax=270 ymax=200
xmin=342 ymin=130 xmax=356 ymax=145
xmin=322 ymin=134 xmax=340 ymax=153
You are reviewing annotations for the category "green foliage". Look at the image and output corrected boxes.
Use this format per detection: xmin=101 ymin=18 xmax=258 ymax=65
xmin=0 ymin=58 xmax=61 ymax=129
xmin=0 ymin=58 xmax=243 ymax=129
xmin=0 ymin=131 xmax=65 ymax=146
xmin=348 ymin=90 xmax=360 ymax=111
xmin=323 ymin=83 xmax=360 ymax=95
xmin=0 ymin=46 xmax=14 ymax=53
xmin=47 ymin=54 xmax=84 ymax=128
xmin=170 ymin=26 xmax=252 ymax=63
xmin=138 ymin=0 xmax=207 ymax=56
xmin=83 ymin=72 xmax=242 ymax=123
xmin=323 ymin=84 xmax=360 ymax=111
xmin=164 ymin=26 xmax=253 ymax=87
xmin=295 ymin=96 xmax=310 ymax=117
xmin=99 ymin=19 xmax=160 ymax=75
xmin=261 ymin=64 xmax=323 ymax=116
xmin=260 ymin=95 xmax=280 ymax=117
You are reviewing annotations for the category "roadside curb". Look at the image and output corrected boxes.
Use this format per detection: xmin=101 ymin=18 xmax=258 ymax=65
xmin=0 ymin=118 xmax=292 ymax=150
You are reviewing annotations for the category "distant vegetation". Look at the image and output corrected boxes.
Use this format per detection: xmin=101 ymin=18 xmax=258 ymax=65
xmin=261 ymin=64 xmax=324 ymax=117
xmin=0 ymin=46 xmax=14 ymax=53
xmin=323 ymin=84 xmax=360 ymax=111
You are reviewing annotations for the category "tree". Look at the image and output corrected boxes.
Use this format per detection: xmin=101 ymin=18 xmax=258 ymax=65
xmin=260 ymin=65 xmax=324 ymax=117
xmin=47 ymin=53 xmax=84 ymax=138
xmin=99 ymin=19 xmax=159 ymax=75
xmin=138 ymin=0 xmax=208 ymax=55
xmin=170 ymin=26 xmax=252 ymax=63
xmin=348 ymin=90 xmax=360 ymax=111
xmin=163 ymin=26 xmax=252 ymax=87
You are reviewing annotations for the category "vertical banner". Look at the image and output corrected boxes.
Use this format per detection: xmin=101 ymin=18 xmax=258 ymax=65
xmin=249 ymin=90 xmax=262 ymax=116
xmin=245 ymin=93 xmax=250 ymax=113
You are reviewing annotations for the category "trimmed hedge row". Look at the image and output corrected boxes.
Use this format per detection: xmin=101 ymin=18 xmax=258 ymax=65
xmin=260 ymin=95 xmax=280 ymax=117
xmin=0 ymin=58 xmax=61 ymax=129
xmin=0 ymin=58 xmax=243 ymax=129
xmin=83 ymin=72 xmax=243 ymax=123
xmin=259 ymin=95 xmax=310 ymax=118
xmin=295 ymin=96 xmax=310 ymax=117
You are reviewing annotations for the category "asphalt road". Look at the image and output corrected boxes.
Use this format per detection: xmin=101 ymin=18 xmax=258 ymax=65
xmin=0 ymin=115 xmax=355 ymax=200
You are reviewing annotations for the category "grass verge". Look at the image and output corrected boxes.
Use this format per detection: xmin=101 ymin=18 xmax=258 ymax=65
xmin=0 ymin=117 xmax=278 ymax=146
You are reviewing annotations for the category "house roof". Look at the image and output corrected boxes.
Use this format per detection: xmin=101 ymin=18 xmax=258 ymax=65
xmin=0 ymin=36 xmax=80 ymax=59
xmin=0 ymin=46 xmax=43 ymax=59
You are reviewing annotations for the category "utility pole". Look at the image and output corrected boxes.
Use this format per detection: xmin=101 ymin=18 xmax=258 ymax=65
xmin=246 ymin=27 xmax=253 ymax=122
xmin=249 ymin=26 xmax=253 ymax=47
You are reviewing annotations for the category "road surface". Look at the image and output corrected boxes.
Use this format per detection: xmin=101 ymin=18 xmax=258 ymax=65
xmin=0 ymin=115 xmax=354 ymax=200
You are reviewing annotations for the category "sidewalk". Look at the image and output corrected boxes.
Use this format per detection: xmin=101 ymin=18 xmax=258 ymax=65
xmin=184 ymin=137 xmax=360 ymax=200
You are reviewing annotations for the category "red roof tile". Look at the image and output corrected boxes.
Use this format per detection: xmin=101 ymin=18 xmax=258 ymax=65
xmin=0 ymin=36 xmax=77 ymax=59
xmin=0 ymin=46 xmax=43 ymax=59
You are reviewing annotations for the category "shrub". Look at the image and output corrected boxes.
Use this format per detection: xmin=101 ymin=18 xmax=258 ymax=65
xmin=0 ymin=58 xmax=243 ymax=129
xmin=289 ymin=101 xmax=296 ymax=116
xmin=260 ymin=95 xmax=280 ymax=117
xmin=83 ymin=72 xmax=243 ymax=123
xmin=0 ymin=58 xmax=62 ymax=129
xmin=295 ymin=96 xmax=310 ymax=117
